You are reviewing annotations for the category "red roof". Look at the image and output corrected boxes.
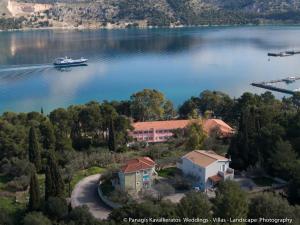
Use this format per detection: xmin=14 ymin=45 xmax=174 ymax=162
xmin=132 ymin=120 xmax=192 ymax=131
xmin=203 ymin=119 xmax=234 ymax=137
xmin=132 ymin=119 xmax=234 ymax=137
xmin=120 ymin=157 xmax=155 ymax=173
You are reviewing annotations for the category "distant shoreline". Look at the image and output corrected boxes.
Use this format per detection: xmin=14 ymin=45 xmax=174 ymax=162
xmin=1 ymin=23 xmax=300 ymax=32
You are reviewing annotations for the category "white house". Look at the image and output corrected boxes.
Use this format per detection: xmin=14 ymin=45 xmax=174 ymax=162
xmin=177 ymin=150 xmax=234 ymax=191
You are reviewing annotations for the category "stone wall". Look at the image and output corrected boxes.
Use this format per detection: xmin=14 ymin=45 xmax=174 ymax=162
xmin=97 ymin=184 xmax=122 ymax=209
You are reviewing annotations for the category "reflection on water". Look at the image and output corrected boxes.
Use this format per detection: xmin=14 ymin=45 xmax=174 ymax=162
xmin=1 ymin=26 xmax=300 ymax=113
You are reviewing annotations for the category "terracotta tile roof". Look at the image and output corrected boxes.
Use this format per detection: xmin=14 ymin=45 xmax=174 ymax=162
xmin=132 ymin=120 xmax=193 ymax=131
xmin=182 ymin=150 xmax=229 ymax=168
xmin=120 ymin=157 xmax=155 ymax=173
xmin=209 ymin=174 xmax=223 ymax=183
xmin=132 ymin=119 xmax=234 ymax=137
xmin=203 ymin=119 xmax=234 ymax=137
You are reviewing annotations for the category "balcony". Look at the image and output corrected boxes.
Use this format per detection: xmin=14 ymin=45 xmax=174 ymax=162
xmin=218 ymin=168 xmax=234 ymax=180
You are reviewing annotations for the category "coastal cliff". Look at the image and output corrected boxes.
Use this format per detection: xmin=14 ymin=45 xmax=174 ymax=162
xmin=1 ymin=0 xmax=300 ymax=30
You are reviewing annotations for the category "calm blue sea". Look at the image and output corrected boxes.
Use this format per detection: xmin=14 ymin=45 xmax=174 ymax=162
xmin=1 ymin=26 xmax=300 ymax=113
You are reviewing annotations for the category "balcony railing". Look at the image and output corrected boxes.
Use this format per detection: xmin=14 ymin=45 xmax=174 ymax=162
xmin=218 ymin=168 xmax=234 ymax=179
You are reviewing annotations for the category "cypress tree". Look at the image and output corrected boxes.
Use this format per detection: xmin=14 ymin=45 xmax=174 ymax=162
xmin=28 ymin=169 xmax=40 ymax=211
xmin=28 ymin=127 xmax=41 ymax=172
xmin=45 ymin=151 xmax=64 ymax=200
xmin=39 ymin=121 xmax=56 ymax=150
xmin=108 ymin=117 xmax=116 ymax=151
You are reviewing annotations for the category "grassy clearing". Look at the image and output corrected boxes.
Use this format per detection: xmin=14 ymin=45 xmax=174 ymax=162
xmin=252 ymin=177 xmax=274 ymax=187
xmin=71 ymin=166 xmax=106 ymax=190
xmin=158 ymin=167 xmax=178 ymax=178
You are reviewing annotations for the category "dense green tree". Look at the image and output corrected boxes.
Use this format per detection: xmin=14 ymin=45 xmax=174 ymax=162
xmin=288 ymin=161 xmax=300 ymax=205
xmin=286 ymin=111 xmax=300 ymax=154
xmin=0 ymin=210 xmax=13 ymax=225
xmin=45 ymin=151 xmax=65 ymax=200
xmin=28 ymin=169 xmax=41 ymax=211
xmin=78 ymin=102 xmax=102 ymax=138
xmin=229 ymin=106 xmax=260 ymax=170
xmin=249 ymin=193 xmax=299 ymax=225
xmin=50 ymin=108 xmax=72 ymax=141
xmin=178 ymin=97 xmax=199 ymax=119
xmin=108 ymin=116 xmax=116 ymax=151
xmin=109 ymin=201 xmax=160 ymax=223
xmin=185 ymin=120 xmax=206 ymax=150
xmin=292 ymin=92 xmax=300 ymax=109
xmin=213 ymin=181 xmax=248 ymax=225
xmin=39 ymin=120 xmax=55 ymax=150
xmin=45 ymin=197 xmax=68 ymax=220
xmin=23 ymin=212 xmax=51 ymax=225
xmin=177 ymin=192 xmax=212 ymax=224
xmin=163 ymin=100 xmax=177 ymax=120
xmin=270 ymin=141 xmax=298 ymax=178
xmin=68 ymin=206 xmax=102 ymax=225
xmin=28 ymin=127 xmax=41 ymax=171
xmin=112 ymin=100 xmax=132 ymax=117
xmin=130 ymin=89 xmax=171 ymax=121
xmin=198 ymin=90 xmax=235 ymax=120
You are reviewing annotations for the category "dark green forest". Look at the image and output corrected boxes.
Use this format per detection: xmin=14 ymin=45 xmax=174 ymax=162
xmin=1 ymin=89 xmax=300 ymax=224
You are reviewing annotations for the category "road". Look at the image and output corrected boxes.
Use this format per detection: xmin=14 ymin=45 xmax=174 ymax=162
xmin=71 ymin=174 xmax=112 ymax=220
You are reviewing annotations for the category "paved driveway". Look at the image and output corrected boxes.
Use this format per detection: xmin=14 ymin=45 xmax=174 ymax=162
xmin=71 ymin=174 xmax=112 ymax=220
xmin=163 ymin=193 xmax=185 ymax=203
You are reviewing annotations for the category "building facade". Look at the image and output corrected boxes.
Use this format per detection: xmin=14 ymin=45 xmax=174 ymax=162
xmin=177 ymin=150 xmax=234 ymax=191
xmin=117 ymin=157 xmax=157 ymax=194
xmin=129 ymin=119 xmax=234 ymax=143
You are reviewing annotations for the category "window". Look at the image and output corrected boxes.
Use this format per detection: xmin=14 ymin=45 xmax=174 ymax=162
xmin=222 ymin=164 xmax=225 ymax=172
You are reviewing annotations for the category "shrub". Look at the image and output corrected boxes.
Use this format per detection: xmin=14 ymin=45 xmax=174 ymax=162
xmin=45 ymin=197 xmax=68 ymax=220
xmin=23 ymin=212 xmax=51 ymax=225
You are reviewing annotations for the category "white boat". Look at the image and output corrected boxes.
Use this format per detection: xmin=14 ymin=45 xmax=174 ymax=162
xmin=53 ymin=57 xmax=88 ymax=67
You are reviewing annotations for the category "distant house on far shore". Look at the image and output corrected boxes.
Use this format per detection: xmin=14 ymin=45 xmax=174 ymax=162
xmin=129 ymin=119 xmax=234 ymax=143
xmin=114 ymin=157 xmax=157 ymax=194
xmin=177 ymin=150 xmax=234 ymax=191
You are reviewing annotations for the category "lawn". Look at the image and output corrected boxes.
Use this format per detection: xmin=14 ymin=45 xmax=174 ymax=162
xmin=71 ymin=166 xmax=106 ymax=190
xmin=252 ymin=177 xmax=274 ymax=187
xmin=158 ymin=167 xmax=179 ymax=178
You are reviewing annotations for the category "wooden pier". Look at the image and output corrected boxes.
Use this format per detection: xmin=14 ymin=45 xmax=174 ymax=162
xmin=268 ymin=50 xmax=300 ymax=57
xmin=251 ymin=76 xmax=300 ymax=95
xmin=251 ymin=83 xmax=295 ymax=95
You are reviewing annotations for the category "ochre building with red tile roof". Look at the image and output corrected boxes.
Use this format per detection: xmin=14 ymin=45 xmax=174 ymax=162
xmin=116 ymin=157 xmax=157 ymax=194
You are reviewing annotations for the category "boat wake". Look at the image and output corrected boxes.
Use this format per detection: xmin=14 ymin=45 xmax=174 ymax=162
xmin=0 ymin=64 xmax=53 ymax=84
xmin=0 ymin=64 xmax=53 ymax=73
